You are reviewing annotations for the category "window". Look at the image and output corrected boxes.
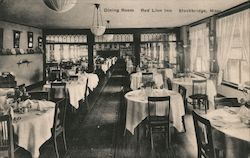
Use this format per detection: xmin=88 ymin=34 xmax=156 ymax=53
xmin=223 ymin=27 xmax=250 ymax=87
xmin=140 ymin=33 xmax=177 ymax=68
xmin=189 ymin=24 xmax=210 ymax=73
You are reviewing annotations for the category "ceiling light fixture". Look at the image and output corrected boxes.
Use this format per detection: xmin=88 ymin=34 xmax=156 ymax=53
xmin=105 ymin=20 xmax=114 ymax=41
xmin=43 ymin=0 xmax=77 ymax=13
xmin=90 ymin=3 xmax=106 ymax=36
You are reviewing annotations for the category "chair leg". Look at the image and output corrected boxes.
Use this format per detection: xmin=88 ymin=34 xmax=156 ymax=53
xmin=53 ymin=136 xmax=60 ymax=158
xmin=165 ymin=127 xmax=169 ymax=149
xmin=192 ymin=99 xmax=196 ymax=109
xmin=182 ymin=116 xmax=186 ymax=132
xmin=62 ymin=131 xmax=67 ymax=151
xmin=150 ymin=127 xmax=154 ymax=150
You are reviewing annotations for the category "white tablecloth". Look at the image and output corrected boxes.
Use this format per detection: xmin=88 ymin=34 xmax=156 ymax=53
xmin=101 ymin=63 xmax=109 ymax=74
xmin=0 ymin=88 xmax=14 ymax=96
xmin=43 ymin=80 xmax=88 ymax=109
xmin=204 ymin=108 xmax=250 ymax=158
xmin=130 ymin=72 xmax=164 ymax=90
xmin=172 ymin=77 xmax=217 ymax=108
xmin=85 ymin=73 xmax=99 ymax=91
xmin=13 ymin=100 xmax=55 ymax=158
xmin=125 ymin=89 xmax=185 ymax=135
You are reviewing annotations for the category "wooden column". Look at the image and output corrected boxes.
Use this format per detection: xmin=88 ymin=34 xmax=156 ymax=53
xmin=87 ymin=33 xmax=94 ymax=72
xmin=133 ymin=32 xmax=141 ymax=66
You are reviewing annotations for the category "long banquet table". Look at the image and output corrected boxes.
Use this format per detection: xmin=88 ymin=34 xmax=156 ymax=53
xmin=125 ymin=89 xmax=185 ymax=135
xmin=12 ymin=100 xmax=55 ymax=158
xmin=204 ymin=107 xmax=250 ymax=158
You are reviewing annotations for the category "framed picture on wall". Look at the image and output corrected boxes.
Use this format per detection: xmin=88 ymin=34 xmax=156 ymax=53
xmin=38 ymin=36 xmax=43 ymax=48
xmin=13 ymin=30 xmax=21 ymax=48
xmin=27 ymin=32 xmax=33 ymax=48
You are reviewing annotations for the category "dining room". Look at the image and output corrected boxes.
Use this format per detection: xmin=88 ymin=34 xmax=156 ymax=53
xmin=0 ymin=0 xmax=249 ymax=158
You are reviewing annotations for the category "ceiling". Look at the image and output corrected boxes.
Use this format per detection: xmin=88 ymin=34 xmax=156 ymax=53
xmin=0 ymin=0 xmax=247 ymax=29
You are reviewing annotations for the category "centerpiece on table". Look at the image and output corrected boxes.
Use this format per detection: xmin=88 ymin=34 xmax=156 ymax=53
xmin=140 ymin=81 xmax=156 ymax=98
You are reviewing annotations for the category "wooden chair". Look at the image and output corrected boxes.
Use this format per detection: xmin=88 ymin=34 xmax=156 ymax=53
xmin=178 ymin=85 xmax=187 ymax=132
xmin=189 ymin=80 xmax=209 ymax=113
xmin=69 ymin=75 xmax=78 ymax=81
xmin=166 ymin=78 xmax=172 ymax=90
xmin=50 ymin=82 xmax=67 ymax=102
xmin=147 ymin=96 xmax=171 ymax=150
xmin=49 ymin=70 xmax=61 ymax=81
xmin=51 ymin=99 xmax=67 ymax=158
xmin=0 ymin=115 xmax=14 ymax=158
xmin=192 ymin=111 xmax=222 ymax=158
xmin=142 ymin=72 xmax=153 ymax=84
xmin=28 ymin=91 xmax=49 ymax=100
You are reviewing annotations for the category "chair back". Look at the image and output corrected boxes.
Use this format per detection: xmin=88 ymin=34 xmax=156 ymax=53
xmin=50 ymin=82 xmax=66 ymax=102
xmin=0 ymin=115 xmax=14 ymax=158
xmin=28 ymin=91 xmax=49 ymax=100
xmin=192 ymin=111 xmax=215 ymax=158
xmin=52 ymin=99 xmax=67 ymax=136
xmin=147 ymin=96 xmax=171 ymax=122
xmin=178 ymin=85 xmax=187 ymax=107
xmin=166 ymin=78 xmax=172 ymax=90
xmin=192 ymin=80 xmax=207 ymax=95
xmin=69 ymin=75 xmax=78 ymax=81
xmin=178 ymin=85 xmax=186 ymax=99
xmin=142 ymin=72 xmax=153 ymax=84
xmin=49 ymin=70 xmax=61 ymax=81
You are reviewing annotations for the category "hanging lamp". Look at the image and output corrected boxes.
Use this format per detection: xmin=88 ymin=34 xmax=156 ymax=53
xmin=105 ymin=20 xmax=114 ymax=41
xmin=43 ymin=0 xmax=77 ymax=13
xmin=90 ymin=3 xmax=106 ymax=36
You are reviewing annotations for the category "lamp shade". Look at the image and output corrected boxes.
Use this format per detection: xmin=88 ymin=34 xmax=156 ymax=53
xmin=43 ymin=0 xmax=77 ymax=13
xmin=91 ymin=4 xmax=106 ymax=36
xmin=91 ymin=25 xmax=106 ymax=36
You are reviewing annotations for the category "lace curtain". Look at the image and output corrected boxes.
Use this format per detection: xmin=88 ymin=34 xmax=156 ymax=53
xmin=48 ymin=44 xmax=88 ymax=62
xmin=189 ymin=23 xmax=209 ymax=72
xmin=238 ymin=9 xmax=250 ymax=64
xmin=217 ymin=9 xmax=250 ymax=85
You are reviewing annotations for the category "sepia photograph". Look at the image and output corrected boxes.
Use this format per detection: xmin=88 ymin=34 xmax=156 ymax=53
xmin=0 ymin=0 xmax=249 ymax=157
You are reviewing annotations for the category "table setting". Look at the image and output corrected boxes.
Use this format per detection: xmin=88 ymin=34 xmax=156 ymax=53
xmin=130 ymin=71 xmax=164 ymax=90
xmin=203 ymin=106 xmax=250 ymax=157
xmin=0 ymin=91 xmax=56 ymax=158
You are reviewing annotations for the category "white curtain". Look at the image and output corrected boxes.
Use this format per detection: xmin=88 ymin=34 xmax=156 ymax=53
xmin=238 ymin=9 xmax=250 ymax=64
xmin=169 ymin=34 xmax=177 ymax=64
xmin=189 ymin=24 xmax=209 ymax=72
xmin=216 ymin=12 xmax=238 ymax=85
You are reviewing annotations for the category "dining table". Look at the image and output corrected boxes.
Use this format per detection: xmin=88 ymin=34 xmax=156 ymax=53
xmin=204 ymin=106 xmax=250 ymax=158
xmin=130 ymin=72 xmax=164 ymax=90
xmin=12 ymin=99 xmax=55 ymax=158
xmin=125 ymin=89 xmax=185 ymax=135
xmin=172 ymin=77 xmax=217 ymax=108
xmin=43 ymin=79 xmax=88 ymax=109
